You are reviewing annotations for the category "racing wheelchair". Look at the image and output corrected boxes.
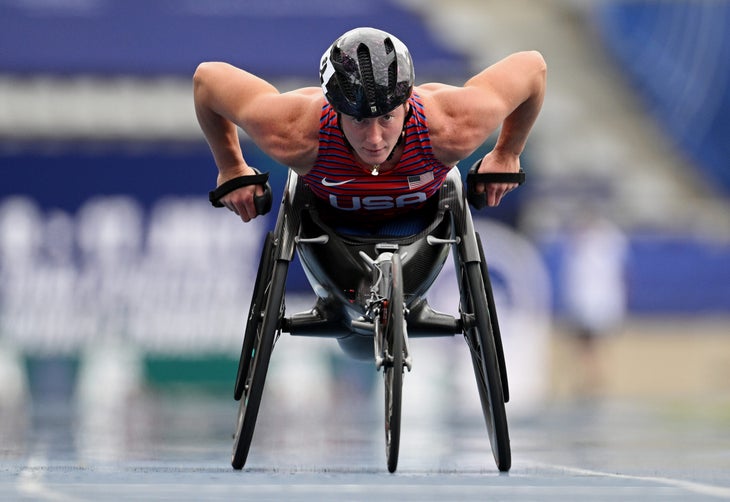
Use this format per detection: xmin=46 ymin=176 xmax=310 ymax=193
xmin=221 ymin=164 xmax=520 ymax=473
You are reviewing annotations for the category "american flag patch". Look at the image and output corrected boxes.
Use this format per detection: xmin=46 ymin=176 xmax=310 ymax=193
xmin=407 ymin=170 xmax=434 ymax=189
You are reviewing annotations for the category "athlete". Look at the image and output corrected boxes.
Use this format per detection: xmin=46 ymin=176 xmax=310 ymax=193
xmin=194 ymin=27 xmax=546 ymax=227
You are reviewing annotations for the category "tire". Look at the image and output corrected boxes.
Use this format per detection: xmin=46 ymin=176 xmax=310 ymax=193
xmin=231 ymin=259 xmax=288 ymax=470
xmin=460 ymin=261 xmax=511 ymax=472
xmin=383 ymin=252 xmax=404 ymax=473
xmin=235 ymin=232 xmax=275 ymax=401
xmin=475 ymin=232 xmax=509 ymax=403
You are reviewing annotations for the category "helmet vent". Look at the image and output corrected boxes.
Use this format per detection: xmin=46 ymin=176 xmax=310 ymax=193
xmin=383 ymin=37 xmax=397 ymax=93
xmin=336 ymin=73 xmax=357 ymax=102
xmin=331 ymin=47 xmax=357 ymax=102
xmin=387 ymin=61 xmax=397 ymax=94
xmin=357 ymin=43 xmax=377 ymax=107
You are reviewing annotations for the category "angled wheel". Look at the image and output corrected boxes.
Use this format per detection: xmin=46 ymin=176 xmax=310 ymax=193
xmin=234 ymin=232 xmax=275 ymax=401
xmin=460 ymin=260 xmax=511 ymax=472
xmin=475 ymin=232 xmax=509 ymax=402
xmin=383 ymin=252 xmax=405 ymax=473
xmin=231 ymin=255 xmax=288 ymax=470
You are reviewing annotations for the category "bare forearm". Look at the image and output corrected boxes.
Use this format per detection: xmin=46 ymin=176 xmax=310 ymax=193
xmin=193 ymin=62 xmax=274 ymax=180
xmin=493 ymin=52 xmax=546 ymax=157
xmin=195 ymin=111 xmax=246 ymax=180
xmin=494 ymin=89 xmax=544 ymax=158
xmin=194 ymin=73 xmax=246 ymax=180
xmin=465 ymin=51 xmax=546 ymax=158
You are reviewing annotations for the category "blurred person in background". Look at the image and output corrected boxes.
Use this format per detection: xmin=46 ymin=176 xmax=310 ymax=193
xmin=193 ymin=27 xmax=546 ymax=231
xmin=562 ymin=208 xmax=629 ymax=398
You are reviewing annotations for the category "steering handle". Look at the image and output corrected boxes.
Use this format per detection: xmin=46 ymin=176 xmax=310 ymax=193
xmin=208 ymin=168 xmax=273 ymax=215
xmin=465 ymin=159 xmax=525 ymax=210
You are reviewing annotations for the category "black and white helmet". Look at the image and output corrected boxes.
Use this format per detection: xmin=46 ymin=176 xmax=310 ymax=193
xmin=320 ymin=27 xmax=414 ymax=119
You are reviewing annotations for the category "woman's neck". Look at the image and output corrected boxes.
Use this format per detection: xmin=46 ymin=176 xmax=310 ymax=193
xmin=353 ymin=143 xmax=404 ymax=175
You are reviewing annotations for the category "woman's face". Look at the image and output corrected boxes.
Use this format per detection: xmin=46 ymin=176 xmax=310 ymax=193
xmin=339 ymin=106 xmax=407 ymax=166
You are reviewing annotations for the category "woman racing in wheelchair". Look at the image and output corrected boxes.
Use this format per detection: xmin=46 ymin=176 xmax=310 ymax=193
xmin=193 ymin=27 xmax=546 ymax=227
xmin=197 ymin=27 xmax=545 ymax=473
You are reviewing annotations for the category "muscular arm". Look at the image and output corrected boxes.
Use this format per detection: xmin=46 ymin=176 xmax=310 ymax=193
xmin=425 ymin=51 xmax=546 ymax=205
xmin=464 ymin=51 xmax=546 ymax=158
xmin=193 ymin=62 xmax=321 ymax=220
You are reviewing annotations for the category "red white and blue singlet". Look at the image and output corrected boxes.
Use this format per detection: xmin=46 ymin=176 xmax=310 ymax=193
xmin=303 ymin=94 xmax=452 ymax=224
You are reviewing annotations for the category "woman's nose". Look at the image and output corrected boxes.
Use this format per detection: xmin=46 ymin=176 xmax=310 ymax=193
xmin=364 ymin=123 xmax=382 ymax=144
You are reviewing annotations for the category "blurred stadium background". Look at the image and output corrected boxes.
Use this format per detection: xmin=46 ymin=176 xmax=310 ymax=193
xmin=1 ymin=0 xmax=729 ymax=428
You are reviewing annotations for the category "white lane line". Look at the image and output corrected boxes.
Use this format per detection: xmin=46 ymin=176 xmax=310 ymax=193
xmin=537 ymin=462 xmax=730 ymax=499
xmin=17 ymin=452 xmax=82 ymax=502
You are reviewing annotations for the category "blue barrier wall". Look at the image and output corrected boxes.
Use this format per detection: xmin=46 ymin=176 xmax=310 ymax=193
xmin=542 ymin=233 xmax=730 ymax=316
xmin=594 ymin=2 xmax=730 ymax=194
xmin=0 ymin=0 xmax=468 ymax=78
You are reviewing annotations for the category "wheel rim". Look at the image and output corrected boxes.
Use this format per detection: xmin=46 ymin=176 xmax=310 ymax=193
xmin=461 ymin=262 xmax=511 ymax=471
xmin=231 ymin=261 xmax=287 ymax=470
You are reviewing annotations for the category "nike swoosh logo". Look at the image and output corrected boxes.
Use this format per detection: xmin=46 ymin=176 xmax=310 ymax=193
xmin=322 ymin=178 xmax=356 ymax=187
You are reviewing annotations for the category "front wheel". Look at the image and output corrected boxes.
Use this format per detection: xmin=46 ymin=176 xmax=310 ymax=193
xmin=383 ymin=252 xmax=405 ymax=473
xmin=460 ymin=261 xmax=511 ymax=472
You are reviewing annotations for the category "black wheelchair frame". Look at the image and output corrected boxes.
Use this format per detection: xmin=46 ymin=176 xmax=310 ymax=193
xmin=230 ymin=167 xmax=511 ymax=473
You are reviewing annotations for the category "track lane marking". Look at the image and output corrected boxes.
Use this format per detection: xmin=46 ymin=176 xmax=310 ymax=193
xmin=534 ymin=462 xmax=730 ymax=499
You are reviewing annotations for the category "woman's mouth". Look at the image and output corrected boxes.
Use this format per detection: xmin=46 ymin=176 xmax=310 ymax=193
xmin=363 ymin=147 xmax=386 ymax=158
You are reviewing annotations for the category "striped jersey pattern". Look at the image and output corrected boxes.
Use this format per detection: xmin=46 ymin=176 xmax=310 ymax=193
xmin=302 ymin=94 xmax=452 ymax=222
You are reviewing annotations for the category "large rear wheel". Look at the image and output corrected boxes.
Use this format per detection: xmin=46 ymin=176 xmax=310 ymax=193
xmin=460 ymin=260 xmax=511 ymax=472
xmin=475 ymin=232 xmax=509 ymax=402
xmin=234 ymin=232 xmax=275 ymax=401
xmin=231 ymin=259 xmax=288 ymax=470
